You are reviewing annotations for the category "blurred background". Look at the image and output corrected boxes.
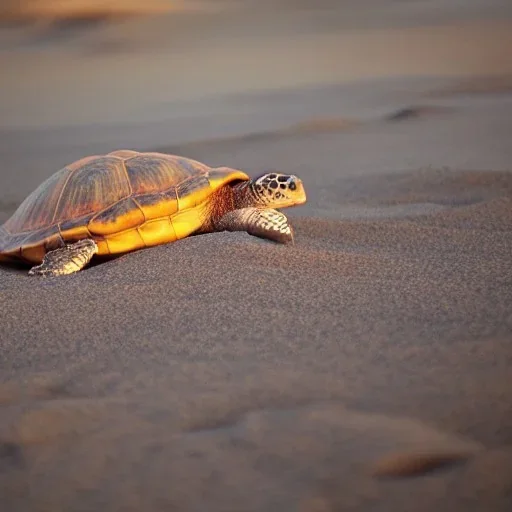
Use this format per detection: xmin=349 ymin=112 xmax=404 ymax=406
xmin=1 ymin=0 xmax=512 ymax=219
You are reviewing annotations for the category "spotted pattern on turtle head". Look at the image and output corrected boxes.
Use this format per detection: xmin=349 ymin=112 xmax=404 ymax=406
xmin=252 ymin=173 xmax=304 ymax=207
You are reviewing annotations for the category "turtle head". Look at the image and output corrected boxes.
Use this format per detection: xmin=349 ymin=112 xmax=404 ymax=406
xmin=250 ymin=173 xmax=307 ymax=208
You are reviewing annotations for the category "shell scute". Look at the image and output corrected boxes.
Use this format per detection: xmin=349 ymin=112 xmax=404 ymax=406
xmin=106 ymin=228 xmax=146 ymax=254
xmin=143 ymin=153 xmax=209 ymax=174
xmin=3 ymin=167 xmax=71 ymax=233
xmin=138 ymin=218 xmax=177 ymax=247
xmin=176 ymin=175 xmax=212 ymax=210
xmin=0 ymin=231 xmax=27 ymax=258
xmin=21 ymin=243 xmax=46 ymax=264
xmin=134 ymin=189 xmax=179 ymax=219
xmin=60 ymin=214 xmax=94 ymax=243
xmin=89 ymin=197 xmax=145 ymax=236
xmin=125 ymin=154 xmax=204 ymax=195
xmin=207 ymin=168 xmax=250 ymax=191
xmin=65 ymin=155 xmax=101 ymax=172
xmin=21 ymin=225 xmax=61 ymax=248
xmin=55 ymin=156 xmax=131 ymax=222
xmin=60 ymin=214 xmax=94 ymax=232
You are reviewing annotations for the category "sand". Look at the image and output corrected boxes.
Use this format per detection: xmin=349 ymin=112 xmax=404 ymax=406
xmin=1 ymin=1 xmax=512 ymax=511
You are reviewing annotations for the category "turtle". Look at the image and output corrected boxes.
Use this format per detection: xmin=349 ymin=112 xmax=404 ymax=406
xmin=0 ymin=150 xmax=306 ymax=276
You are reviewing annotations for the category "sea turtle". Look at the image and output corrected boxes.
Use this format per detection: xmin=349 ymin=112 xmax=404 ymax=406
xmin=0 ymin=150 xmax=306 ymax=276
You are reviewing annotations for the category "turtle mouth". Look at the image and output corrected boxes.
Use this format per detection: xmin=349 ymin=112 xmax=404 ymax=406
xmin=286 ymin=178 xmax=307 ymax=206
xmin=271 ymin=181 xmax=306 ymax=208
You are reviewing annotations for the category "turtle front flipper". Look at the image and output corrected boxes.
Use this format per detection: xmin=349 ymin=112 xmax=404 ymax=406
xmin=28 ymin=239 xmax=98 ymax=276
xmin=217 ymin=207 xmax=294 ymax=244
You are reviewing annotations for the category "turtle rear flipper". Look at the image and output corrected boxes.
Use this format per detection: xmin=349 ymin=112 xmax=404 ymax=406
xmin=29 ymin=239 xmax=98 ymax=277
xmin=217 ymin=207 xmax=294 ymax=244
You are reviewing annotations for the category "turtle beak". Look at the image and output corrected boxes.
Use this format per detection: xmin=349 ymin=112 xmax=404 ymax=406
xmin=289 ymin=176 xmax=307 ymax=206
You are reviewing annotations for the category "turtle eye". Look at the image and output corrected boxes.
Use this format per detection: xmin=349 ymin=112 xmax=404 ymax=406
xmin=289 ymin=181 xmax=297 ymax=191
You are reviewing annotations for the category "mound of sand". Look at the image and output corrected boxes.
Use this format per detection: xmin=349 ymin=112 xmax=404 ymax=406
xmin=0 ymin=384 xmax=487 ymax=511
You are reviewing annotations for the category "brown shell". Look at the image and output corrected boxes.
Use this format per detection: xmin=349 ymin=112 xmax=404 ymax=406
xmin=0 ymin=150 xmax=249 ymax=263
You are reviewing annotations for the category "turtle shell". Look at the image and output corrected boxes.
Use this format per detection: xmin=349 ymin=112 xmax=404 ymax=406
xmin=0 ymin=150 xmax=249 ymax=264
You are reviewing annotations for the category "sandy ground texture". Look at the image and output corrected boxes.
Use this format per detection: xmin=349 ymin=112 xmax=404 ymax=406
xmin=1 ymin=1 xmax=512 ymax=511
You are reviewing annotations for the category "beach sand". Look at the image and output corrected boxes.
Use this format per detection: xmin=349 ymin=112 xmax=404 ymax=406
xmin=1 ymin=1 xmax=512 ymax=510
